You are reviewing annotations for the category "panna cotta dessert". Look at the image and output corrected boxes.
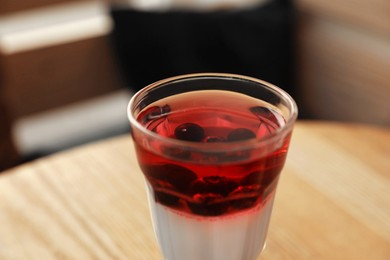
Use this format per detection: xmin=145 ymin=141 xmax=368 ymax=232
xmin=130 ymin=87 xmax=294 ymax=260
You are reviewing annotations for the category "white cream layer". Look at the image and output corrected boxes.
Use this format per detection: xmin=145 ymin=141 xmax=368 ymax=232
xmin=148 ymin=190 xmax=275 ymax=260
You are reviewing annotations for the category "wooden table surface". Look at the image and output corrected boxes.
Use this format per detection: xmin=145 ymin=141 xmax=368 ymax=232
xmin=1 ymin=121 xmax=389 ymax=260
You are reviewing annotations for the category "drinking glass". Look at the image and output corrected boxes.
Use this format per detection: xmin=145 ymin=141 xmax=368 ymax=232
xmin=127 ymin=73 xmax=297 ymax=260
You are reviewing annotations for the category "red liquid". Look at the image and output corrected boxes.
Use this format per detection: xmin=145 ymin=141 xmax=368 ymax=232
xmin=133 ymin=91 xmax=292 ymax=217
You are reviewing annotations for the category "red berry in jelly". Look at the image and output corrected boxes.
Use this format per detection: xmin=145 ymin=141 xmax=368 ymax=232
xmin=188 ymin=177 xmax=238 ymax=216
xmin=154 ymin=191 xmax=180 ymax=206
xmin=229 ymin=185 xmax=262 ymax=209
xmin=227 ymin=128 xmax=256 ymax=141
xmin=142 ymin=164 xmax=197 ymax=192
xmin=188 ymin=193 xmax=229 ymax=216
xmin=190 ymin=176 xmax=238 ymax=197
xmin=250 ymin=106 xmax=283 ymax=132
xmin=241 ymin=170 xmax=278 ymax=188
xmin=250 ymin=106 xmax=277 ymax=122
xmin=175 ymin=123 xmax=205 ymax=142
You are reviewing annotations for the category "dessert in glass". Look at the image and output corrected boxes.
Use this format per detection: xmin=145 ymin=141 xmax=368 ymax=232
xmin=127 ymin=73 xmax=298 ymax=260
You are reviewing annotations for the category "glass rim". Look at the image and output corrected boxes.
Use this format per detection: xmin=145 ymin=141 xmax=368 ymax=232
xmin=127 ymin=73 xmax=298 ymax=152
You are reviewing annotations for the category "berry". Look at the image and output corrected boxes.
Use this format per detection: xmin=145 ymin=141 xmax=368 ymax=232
xmin=190 ymin=176 xmax=238 ymax=197
xmin=241 ymin=170 xmax=278 ymax=187
xmin=188 ymin=193 xmax=229 ymax=216
xmin=229 ymin=185 xmax=262 ymax=209
xmin=227 ymin=128 xmax=256 ymax=141
xmin=154 ymin=191 xmax=180 ymax=206
xmin=250 ymin=106 xmax=277 ymax=122
xmin=175 ymin=123 xmax=205 ymax=142
xmin=142 ymin=164 xmax=197 ymax=192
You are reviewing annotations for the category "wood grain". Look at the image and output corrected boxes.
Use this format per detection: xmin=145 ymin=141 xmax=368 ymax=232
xmin=0 ymin=121 xmax=389 ymax=259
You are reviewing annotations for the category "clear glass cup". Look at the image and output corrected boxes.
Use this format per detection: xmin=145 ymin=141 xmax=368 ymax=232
xmin=127 ymin=73 xmax=298 ymax=260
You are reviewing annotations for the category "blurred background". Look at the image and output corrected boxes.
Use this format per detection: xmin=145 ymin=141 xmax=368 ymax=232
xmin=0 ymin=0 xmax=389 ymax=170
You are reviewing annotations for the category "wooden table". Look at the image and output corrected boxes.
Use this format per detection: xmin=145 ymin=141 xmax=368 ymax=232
xmin=1 ymin=121 xmax=389 ymax=259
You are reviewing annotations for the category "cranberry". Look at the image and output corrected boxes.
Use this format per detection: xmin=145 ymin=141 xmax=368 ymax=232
xmin=241 ymin=170 xmax=278 ymax=187
xmin=175 ymin=123 xmax=205 ymax=142
xmin=240 ymin=171 xmax=280 ymax=200
xmin=250 ymin=106 xmax=277 ymax=122
xmin=229 ymin=185 xmax=262 ymax=210
xmin=154 ymin=191 xmax=180 ymax=206
xmin=227 ymin=128 xmax=256 ymax=141
xmin=188 ymin=193 xmax=229 ymax=216
xmin=142 ymin=164 xmax=197 ymax=192
xmin=190 ymin=176 xmax=238 ymax=197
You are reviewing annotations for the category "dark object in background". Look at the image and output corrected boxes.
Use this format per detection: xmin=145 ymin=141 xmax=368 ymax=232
xmin=0 ymin=101 xmax=19 ymax=171
xmin=110 ymin=0 xmax=295 ymax=96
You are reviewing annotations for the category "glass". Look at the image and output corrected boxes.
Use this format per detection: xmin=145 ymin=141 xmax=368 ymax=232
xmin=127 ymin=73 xmax=298 ymax=260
